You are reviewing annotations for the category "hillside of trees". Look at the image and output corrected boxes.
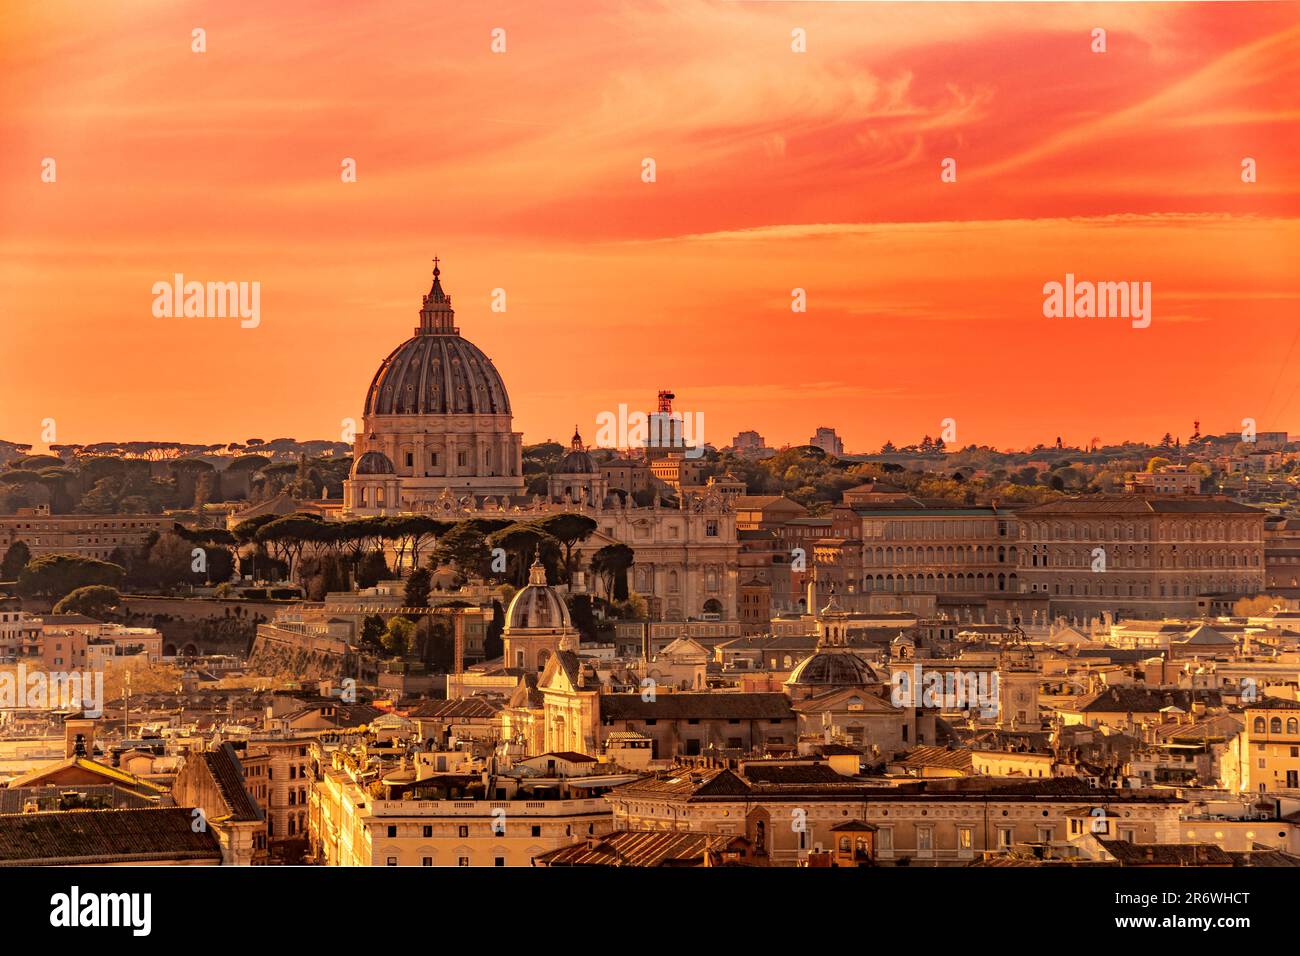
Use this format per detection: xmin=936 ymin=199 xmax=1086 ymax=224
xmin=0 ymin=443 xmax=353 ymax=517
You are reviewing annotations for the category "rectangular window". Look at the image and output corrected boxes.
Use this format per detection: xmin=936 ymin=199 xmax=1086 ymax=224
xmin=494 ymin=857 xmax=506 ymax=867
xmin=387 ymin=825 xmax=397 ymax=838
xmin=422 ymin=857 xmax=433 ymax=867
xmin=386 ymin=857 xmax=398 ymax=867
xmin=423 ymin=825 xmax=433 ymax=838
xmin=458 ymin=857 xmax=470 ymax=867
xmin=459 ymin=825 xmax=469 ymax=838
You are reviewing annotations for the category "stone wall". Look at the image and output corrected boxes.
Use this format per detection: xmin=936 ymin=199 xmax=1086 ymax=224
xmin=247 ymin=623 xmax=374 ymax=682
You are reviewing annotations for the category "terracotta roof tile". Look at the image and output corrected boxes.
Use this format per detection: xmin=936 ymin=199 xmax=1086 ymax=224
xmin=0 ymin=807 xmax=222 ymax=865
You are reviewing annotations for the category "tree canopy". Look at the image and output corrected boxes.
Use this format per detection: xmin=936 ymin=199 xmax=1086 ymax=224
xmin=591 ymin=543 xmax=634 ymax=600
xmin=53 ymin=584 xmax=121 ymax=618
xmin=17 ymin=554 xmax=125 ymax=600
xmin=0 ymin=539 xmax=31 ymax=580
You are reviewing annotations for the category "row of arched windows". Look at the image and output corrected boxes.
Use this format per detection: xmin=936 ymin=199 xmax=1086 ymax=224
xmin=864 ymin=572 xmax=1018 ymax=593
xmin=1020 ymin=520 xmax=1260 ymax=543
xmin=1025 ymin=548 xmax=1259 ymax=570
xmin=1254 ymin=716 xmax=1299 ymax=735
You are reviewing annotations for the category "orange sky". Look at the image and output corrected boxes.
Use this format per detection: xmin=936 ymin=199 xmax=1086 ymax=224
xmin=2 ymin=1 xmax=1298 ymax=455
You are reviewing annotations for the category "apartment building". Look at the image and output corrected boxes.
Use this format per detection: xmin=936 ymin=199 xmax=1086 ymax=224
xmin=311 ymin=747 xmax=637 ymax=866
xmin=606 ymin=762 xmax=1183 ymax=865
xmin=0 ymin=510 xmax=173 ymax=561
xmin=0 ymin=608 xmax=39 ymax=661
xmin=1223 ymin=697 xmax=1300 ymax=794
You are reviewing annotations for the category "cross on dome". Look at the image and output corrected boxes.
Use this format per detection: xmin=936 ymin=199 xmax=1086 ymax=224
xmin=419 ymin=256 xmax=456 ymax=332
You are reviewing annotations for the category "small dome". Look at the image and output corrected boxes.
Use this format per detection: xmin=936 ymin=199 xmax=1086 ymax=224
xmin=786 ymin=650 xmax=874 ymax=688
xmin=556 ymin=426 xmax=598 ymax=474
xmin=558 ymin=450 xmax=597 ymax=474
xmin=354 ymin=451 xmax=396 ymax=475
xmin=505 ymin=555 xmax=572 ymax=631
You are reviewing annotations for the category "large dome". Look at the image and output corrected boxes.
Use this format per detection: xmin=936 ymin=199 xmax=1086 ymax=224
xmin=363 ymin=265 xmax=512 ymax=417
xmin=786 ymin=650 xmax=875 ymax=688
xmin=365 ymin=335 xmax=511 ymax=416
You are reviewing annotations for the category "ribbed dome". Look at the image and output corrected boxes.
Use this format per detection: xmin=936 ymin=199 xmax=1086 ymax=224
xmin=558 ymin=450 xmax=597 ymax=474
xmin=363 ymin=264 xmax=511 ymax=417
xmin=365 ymin=335 xmax=511 ymax=417
xmin=556 ymin=427 xmax=597 ymax=474
xmin=506 ymin=582 xmax=572 ymax=631
xmin=786 ymin=650 xmax=874 ymax=688
xmin=505 ymin=556 xmax=572 ymax=631
xmin=354 ymin=450 xmax=395 ymax=475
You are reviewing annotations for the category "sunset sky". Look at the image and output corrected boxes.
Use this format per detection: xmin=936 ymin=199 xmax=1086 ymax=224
xmin=2 ymin=1 xmax=1298 ymax=455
